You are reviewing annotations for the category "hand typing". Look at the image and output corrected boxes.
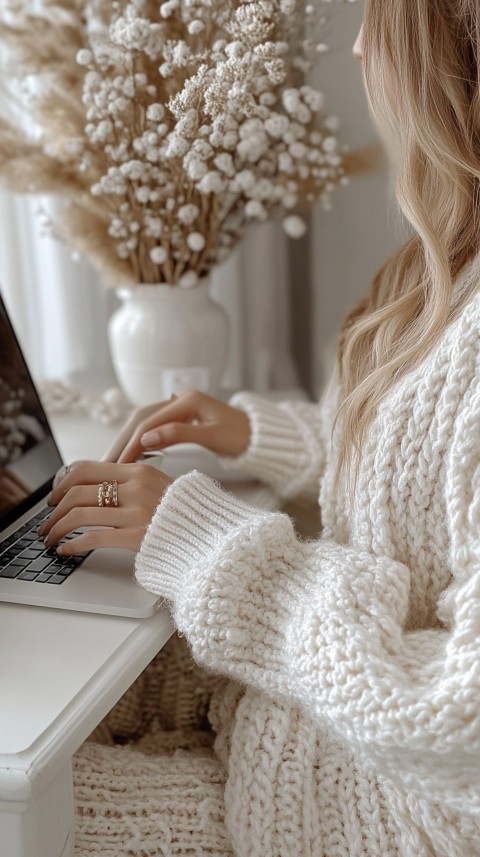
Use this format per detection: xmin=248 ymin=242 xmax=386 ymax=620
xmin=118 ymin=389 xmax=251 ymax=464
xmin=38 ymin=460 xmax=173 ymax=555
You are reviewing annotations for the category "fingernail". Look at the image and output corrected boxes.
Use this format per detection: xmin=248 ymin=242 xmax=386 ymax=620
xmin=56 ymin=545 xmax=65 ymax=555
xmin=141 ymin=430 xmax=162 ymax=446
xmin=46 ymin=494 xmax=53 ymax=504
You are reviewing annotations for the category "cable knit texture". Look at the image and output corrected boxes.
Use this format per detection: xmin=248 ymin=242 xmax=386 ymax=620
xmin=74 ymin=281 xmax=480 ymax=856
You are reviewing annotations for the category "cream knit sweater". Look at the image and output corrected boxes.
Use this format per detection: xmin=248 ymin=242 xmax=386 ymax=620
xmin=74 ymin=283 xmax=480 ymax=857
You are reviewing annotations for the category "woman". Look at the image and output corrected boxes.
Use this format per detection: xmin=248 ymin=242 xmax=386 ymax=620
xmin=42 ymin=2 xmax=480 ymax=854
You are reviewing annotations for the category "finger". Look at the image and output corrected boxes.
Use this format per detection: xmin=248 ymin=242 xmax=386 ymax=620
xmin=52 ymin=459 xmax=89 ymax=490
xmin=56 ymin=527 xmax=143 ymax=555
xmin=44 ymin=507 xmax=133 ymax=546
xmin=52 ymin=462 xmax=72 ymax=489
xmin=48 ymin=461 xmax=134 ymax=504
xmin=139 ymin=420 xmax=221 ymax=451
xmin=39 ymin=485 xmax=105 ymax=536
xmin=118 ymin=393 xmax=205 ymax=463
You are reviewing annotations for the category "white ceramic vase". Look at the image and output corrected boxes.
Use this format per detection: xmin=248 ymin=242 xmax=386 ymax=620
xmin=108 ymin=281 xmax=228 ymax=406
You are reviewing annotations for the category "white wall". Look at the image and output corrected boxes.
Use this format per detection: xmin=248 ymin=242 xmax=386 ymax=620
xmin=311 ymin=3 xmax=402 ymax=393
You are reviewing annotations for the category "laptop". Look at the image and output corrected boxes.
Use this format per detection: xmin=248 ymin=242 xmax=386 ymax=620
xmin=0 ymin=292 xmax=160 ymax=617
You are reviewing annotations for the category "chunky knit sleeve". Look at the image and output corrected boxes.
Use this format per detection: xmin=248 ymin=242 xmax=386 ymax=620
xmin=218 ymin=373 xmax=339 ymax=502
xmin=135 ymin=422 xmax=480 ymax=810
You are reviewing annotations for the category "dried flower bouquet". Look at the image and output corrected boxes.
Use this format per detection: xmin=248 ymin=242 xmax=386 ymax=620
xmin=0 ymin=0 xmax=354 ymax=287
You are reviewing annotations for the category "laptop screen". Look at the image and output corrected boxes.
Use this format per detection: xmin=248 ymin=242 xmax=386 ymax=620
xmin=0 ymin=294 xmax=63 ymax=530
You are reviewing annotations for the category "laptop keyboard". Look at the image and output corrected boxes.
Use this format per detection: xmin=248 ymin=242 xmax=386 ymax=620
xmin=0 ymin=507 xmax=89 ymax=584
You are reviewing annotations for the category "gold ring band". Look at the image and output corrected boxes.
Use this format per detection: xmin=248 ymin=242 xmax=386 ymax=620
xmin=97 ymin=480 xmax=118 ymax=507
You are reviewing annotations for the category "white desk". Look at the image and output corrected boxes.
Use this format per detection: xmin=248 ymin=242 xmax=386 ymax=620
xmin=0 ymin=602 xmax=173 ymax=857
xmin=1 ymin=413 xmax=175 ymax=857
xmin=1 ymin=410 xmax=279 ymax=857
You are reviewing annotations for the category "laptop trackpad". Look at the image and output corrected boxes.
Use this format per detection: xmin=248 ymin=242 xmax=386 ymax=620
xmin=58 ymin=548 xmax=160 ymax=617
xmin=0 ymin=548 xmax=160 ymax=618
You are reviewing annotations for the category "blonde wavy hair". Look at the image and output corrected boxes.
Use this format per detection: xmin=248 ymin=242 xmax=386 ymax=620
xmin=335 ymin=0 xmax=480 ymax=489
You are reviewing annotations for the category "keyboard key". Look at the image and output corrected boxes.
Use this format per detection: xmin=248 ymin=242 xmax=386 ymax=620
xmin=19 ymin=548 xmax=44 ymax=560
xmin=47 ymin=563 xmax=71 ymax=575
xmin=59 ymin=558 xmax=83 ymax=569
xmin=0 ymin=508 xmax=89 ymax=585
xmin=0 ymin=551 xmax=19 ymax=564
xmin=6 ymin=557 xmax=30 ymax=568
xmin=17 ymin=571 xmax=41 ymax=581
xmin=0 ymin=565 xmax=22 ymax=578
xmin=26 ymin=557 xmax=53 ymax=573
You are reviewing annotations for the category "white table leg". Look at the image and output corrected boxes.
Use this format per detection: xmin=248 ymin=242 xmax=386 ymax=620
xmin=0 ymin=760 xmax=74 ymax=857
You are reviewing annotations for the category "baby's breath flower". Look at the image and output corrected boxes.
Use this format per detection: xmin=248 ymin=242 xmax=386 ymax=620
xmin=231 ymin=169 xmax=256 ymax=191
xmin=237 ymin=135 xmax=268 ymax=163
xmin=186 ymin=232 xmax=206 ymax=252
xmin=135 ymin=186 xmax=151 ymax=203
xmin=178 ymin=271 xmax=198 ymax=289
xmin=300 ymin=86 xmax=324 ymax=112
xmin=192 ymin=139 xmax=213 ymax=159
xmin=146 ymin=103 xmax=165 ymax=121
xmin=214 ymin=153 xmax=234 ymax=176
xmin=119 ymin=159 xmax=146 ymax=180
xmin=197 ymin=171 xmax=226 ymax=194
xmin=108 ymin=218 xmax=128 ymax=238
xmin=144 ymin=216 xmax=163 ymax=238
xmin=282 ymin=192 xmax=298 ymax=208
xmin=160 ymin=0 xmax=179 ymax=18
xmin=150 ymin=246 xmax=167 ymax=264
xmin=184 ymin=153 xmax=208 ymax=181
xmin=322 ymin=136 xmax=338 ymax=152
xmin=324 ymin=115 xmax=340 ymax=132
xmin=282 ymin=214 xmax=307 ymax=238
xmin=76 ymin=49 xmax=93 ymax=66
xmin=85 ymin=71 xmax=101 ymax=88
xmin=0 ymin=0 xmax=352 ymax=286
xmin=171 ymin=42 xmax=191 ymax=67
xmin=176 ymin=109 xmax=198 ymax=138
xmin=247 ymin=177 xmax=274 ymax=200
xmin=245 ymin=199 xmax=268 ymax=220
xmin=265 ymin=59 xmax=286 ymax=85
xmin=225 ymin=42 xmax=246 ymax=59
xmin=280 ymin=0 xmax=296 ymax=13
xmin=289 ymin=141 xmax=308 ymax=159
xmin=178 ymin=204 xmax=200 ymax=225
xmin=264 ymin=113 xmax=290 ymax=138
xmin=221 ymin=131 xmax=236 ymax=150
xmin=282 ymin=88 xmax=300 ymax=113
xmin=188 ymin=20 xmax=204 ymax=35
xmin=165 ymin=134 xmax=190 ymax=158
xmin=110 ymin=96 xmax=129 ymax=113
xmin=116 ymin=242 xmax=131 ymax=259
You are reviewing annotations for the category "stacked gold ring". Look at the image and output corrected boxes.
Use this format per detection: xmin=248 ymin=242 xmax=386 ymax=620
xmin=97 ymin=480 xmax=118 ymax=507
